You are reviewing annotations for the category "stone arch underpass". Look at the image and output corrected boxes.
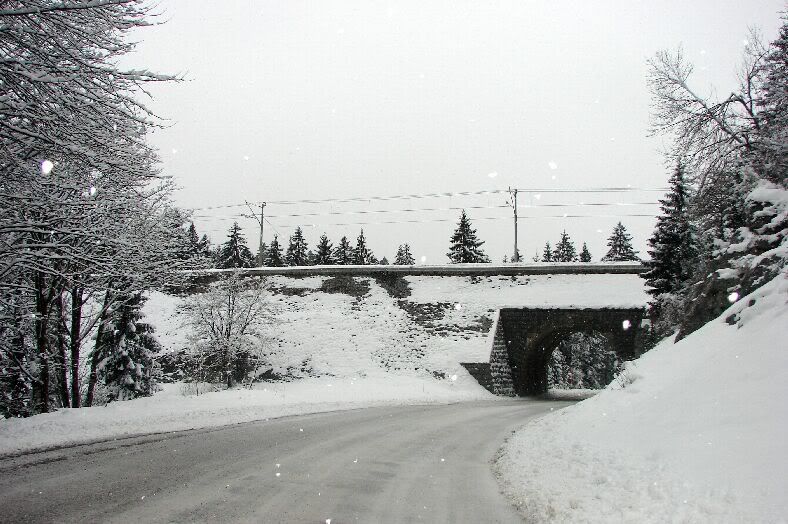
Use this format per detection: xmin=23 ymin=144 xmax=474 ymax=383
xmin=478 ymin=307 xmax=646 ymax=396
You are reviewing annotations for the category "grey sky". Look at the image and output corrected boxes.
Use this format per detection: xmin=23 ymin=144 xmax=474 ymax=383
xmin=129 ymin=0 xmax=785 ymax=263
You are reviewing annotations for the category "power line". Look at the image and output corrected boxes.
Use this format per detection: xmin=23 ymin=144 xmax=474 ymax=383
xmin=266 ymin=212 xmax=659 ymax=230
xmin=189 ymin=186 xmax=668 ymax=211
xmin=192 ymin=201 xmax=660 ymax=221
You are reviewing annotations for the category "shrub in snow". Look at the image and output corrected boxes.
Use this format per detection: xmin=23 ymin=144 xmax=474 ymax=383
xmin=180 ymin=272 xmax=277 ymax=389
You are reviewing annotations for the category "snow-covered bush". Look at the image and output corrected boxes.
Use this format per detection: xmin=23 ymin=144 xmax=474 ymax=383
xmin=180 ymin=273 xmax=277 ymax=388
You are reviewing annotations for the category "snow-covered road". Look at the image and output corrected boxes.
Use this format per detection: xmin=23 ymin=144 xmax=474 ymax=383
xmin=0 ymin=399 xmax=571 ymax=523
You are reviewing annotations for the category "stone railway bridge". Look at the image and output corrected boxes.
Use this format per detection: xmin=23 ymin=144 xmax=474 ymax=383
xmin=188 ymin=262 xmax=648 ymax=396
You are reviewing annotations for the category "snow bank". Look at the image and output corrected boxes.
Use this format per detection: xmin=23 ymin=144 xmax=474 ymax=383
xmin=496 ymin=270 xmax=788 ymax=523
xmin=0 ymin=375 xmax=491 ymax=456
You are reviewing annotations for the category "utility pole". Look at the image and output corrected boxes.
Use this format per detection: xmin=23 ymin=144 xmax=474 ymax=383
xmin=509 ymin=187 xmax=519 ymax=262
xmin=244 ymin=201 xmax=266 ymax=267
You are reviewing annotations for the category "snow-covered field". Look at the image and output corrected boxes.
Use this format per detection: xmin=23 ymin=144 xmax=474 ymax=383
xmin=495 ymin=270 xmax=788 ymax=523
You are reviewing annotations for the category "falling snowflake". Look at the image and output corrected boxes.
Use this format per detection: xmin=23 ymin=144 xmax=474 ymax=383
xmin=548 ymin=161 xmax=558 ymax=170
xmin=727 ymin=292 xmax=739 ymax=303
xmin=622 ymin=319 xmax=631 ymax=330
xmin=454 ymin=303 xmax=462 ymax=310
xmin=40 ymin=159 xmax=54 ymax=175
xmin=487 ymin=171 xmax=498 ymax=178
xmin=420 ymin=256 xmax=427 ymax=263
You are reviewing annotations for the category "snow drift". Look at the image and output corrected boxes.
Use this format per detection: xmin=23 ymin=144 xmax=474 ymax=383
xmin=496 ymin=270 xmax=788 ymax=523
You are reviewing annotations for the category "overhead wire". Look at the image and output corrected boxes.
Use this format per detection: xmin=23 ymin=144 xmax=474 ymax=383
xmin=189 ymin=186 xmax=667 ymax=211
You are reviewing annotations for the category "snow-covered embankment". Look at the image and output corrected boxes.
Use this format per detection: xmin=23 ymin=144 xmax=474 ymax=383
xmin=495 ymin=271 xmax=788 ymax=523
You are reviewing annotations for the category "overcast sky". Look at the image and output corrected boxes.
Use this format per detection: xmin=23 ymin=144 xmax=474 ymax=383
xmin=128 ymin=0 xmax=785 ymax=263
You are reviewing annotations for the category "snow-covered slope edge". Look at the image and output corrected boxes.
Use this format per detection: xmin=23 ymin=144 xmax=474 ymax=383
xmin=0 ymin=376 xmax=490 ymax=457
xmin=495 ymin=270 xmax=788 ymax=523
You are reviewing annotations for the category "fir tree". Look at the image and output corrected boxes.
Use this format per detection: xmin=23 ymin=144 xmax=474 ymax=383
xmin=379 ymin=256 xmax=390 ymax=265
xmin=446 ymin=210 xmax=490 ymax=263
xmin=511 ymin=247 xmax=521 ymax=263
xmin=579 ymin=242 xmax=592 ymax=262
xmin=333 ymin=236 xmax=353 ymax=265
xmin=352 ymin=229 xmax=374 ymax=265
xmin=102 ymin=292 xmax=161 ymax=401
xmin=314 ymin=234 xmax=334 ymax=265
xmin=265 ymin=235 xmax=285 ymax=267
xmin=642 ymin=165 xmax=698 ymax=297
xmin=394 ymin=244 xmax=415 ymax=265
xmin=541 ymin=242 xmax=553 ymax=262
xmin=305 ymin=249 xmax=317 ymax=265
xmin=187 ymin=223 xmax=200 ymax=256
xmin=255 ymin=242 xmax=267 ymax=267
xmin=217 ymin=222 xmax=254 ymax=269
xmin=285 ymin=226 xmax=309 ymax=266
xmin=602 ymin=222 xmax=640 ymax=261
xmin=198 ymin=234 xmax=212 ymax=257
xmin=552 ymin=231 xmax=578 ymax=262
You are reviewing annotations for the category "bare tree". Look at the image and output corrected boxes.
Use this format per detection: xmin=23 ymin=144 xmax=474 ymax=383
xmin=180 ymin=274 xmax=277 ymax=389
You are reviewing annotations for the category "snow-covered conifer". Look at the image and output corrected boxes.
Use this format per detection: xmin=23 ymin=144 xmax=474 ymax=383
xmin=541 ymin=242 xmax=553 ymax=262
xmin=285 ymin=227 xmax=309 ymax=266
xmin=394 ymin=244 xmax=416 ymax=265
xmin=446 ymin=210 xmax=490 ymax=263
xmin=552 ymin=231 xmax=578 ymax=262
xmin=642 ymin=165 xmax=698 ymax=297
xmin=602 ymin=223 xmax=639 ymax=262
xmin=217 ymin=223 xmax=255 ymax=269
xmin=353 ymin=229 xmax=374 ymax=265
xmin=579 ymin=243 xmax=592 ymax=262
xmin=314 ymin=234 xmax=334 ymax=265
xmin=334 ymin=236 xmax=353 ymax=265
xmin=265 ymin=236 xmax=285 ymax=267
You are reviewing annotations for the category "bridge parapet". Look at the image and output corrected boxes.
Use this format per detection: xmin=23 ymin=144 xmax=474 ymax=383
xmin=186 ymin=262 xmax=644 ymax=282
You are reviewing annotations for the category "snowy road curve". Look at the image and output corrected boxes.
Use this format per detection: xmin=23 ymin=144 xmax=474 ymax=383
xmin=0 ymin=399 xmax=571 ymax=523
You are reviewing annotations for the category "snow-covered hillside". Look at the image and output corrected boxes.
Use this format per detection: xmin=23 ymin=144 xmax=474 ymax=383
xmin=496 ymin=270 xmax=788 ymax=523
xmin=150 ymin=272 xmax=648 ymax=380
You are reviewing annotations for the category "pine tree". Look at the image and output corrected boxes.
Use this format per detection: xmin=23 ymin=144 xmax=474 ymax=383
xmin=602 ymin=222 xmax=640 ymax=261
xmin=305 ymin=249 xmax=317 ymax=265
xmin=394 ymin=244 xmax=415 ymax=265
xmin=255 ymin=242 xmax=267 ymax=267
xmin=446 ymin=210 xmax=490 ymax=263
xmin=511 ymin=247 xmax=521 ymax=263
xmin=285 ymin=226 xmax=309 ymax=266
xmin=187 ymin=223 xmax=200 ymax=256
xmin=552 ymin=231 xmax=578 ymax=262
xmin=380 ymin=257 xmax=390 ymax=265
xmin=333 ymin=236 xmax=353 ymax=265
xmin=102 ymin=292 xmax=161 ymax=401
xmin=532 ymin=251 xmax=540 ymax=262
xmin=217 ymin=222 xmax=255 ymax=269
xmin=198 ymin=234 xmax=212 ymax=257
xmin=642 ymin=165 xmax=698 ymax=297
xmin=541 ymin=242 xmax=553 ymax=262
xmin=265 ymin=235 xmax=284 ymax=267
xmin=579 ymin=242 xmax=592 ymax=262
xmin=502 ymin=255 xmax=509 ymax=263
xmin=352 ymin=229 xmax=374 ymax=265
xmin=314 ymin=234 xmax=334 ymax=265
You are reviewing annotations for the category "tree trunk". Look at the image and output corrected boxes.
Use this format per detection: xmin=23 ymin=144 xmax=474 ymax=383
xmin=70 ymin=287 xmax=83 ymax=408
xmin=33 ymin=271 xmax=50 ymax=413
xmin=55 ymin=292 xmax=70 ymax=408
xmin=85 ymin=288 xmax=112 ymax=407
